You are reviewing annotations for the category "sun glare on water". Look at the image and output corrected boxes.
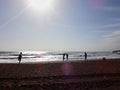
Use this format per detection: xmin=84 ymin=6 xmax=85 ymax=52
xmin=28 ymin=0 xmax=55 ymax=13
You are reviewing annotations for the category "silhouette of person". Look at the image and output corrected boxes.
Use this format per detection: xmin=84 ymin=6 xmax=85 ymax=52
xmin=84 ymin=52 xmax=87 ymax=60
xmin=63 ymin=53 xmax=65 ymax=61
xmin=66 ymin=54 xmax=69 ymax=60
xmin=18 ymin=52 xmax=22 ymax=64
xmin=103 ymin=57 xmax=106 ymax=60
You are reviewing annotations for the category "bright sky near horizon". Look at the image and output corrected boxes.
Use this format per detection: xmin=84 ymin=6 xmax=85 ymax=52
xmin=0 ymin=0 xmax=120 ymax=51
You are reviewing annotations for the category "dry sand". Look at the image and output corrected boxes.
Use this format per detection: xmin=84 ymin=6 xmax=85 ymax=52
xmin=0 ymin=58 xmax=120 ymax=90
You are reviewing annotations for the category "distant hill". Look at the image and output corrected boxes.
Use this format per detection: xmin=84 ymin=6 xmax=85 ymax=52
xmin=112 ymin=50 xmax=120 ymax=53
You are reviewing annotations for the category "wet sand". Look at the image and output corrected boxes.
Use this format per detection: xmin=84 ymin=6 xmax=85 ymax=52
xmin=0 ymin=58 xmax=120 ymax=90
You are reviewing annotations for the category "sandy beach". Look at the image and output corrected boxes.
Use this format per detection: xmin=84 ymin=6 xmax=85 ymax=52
xmin=0 ymin=58 xmax=120 ymax=90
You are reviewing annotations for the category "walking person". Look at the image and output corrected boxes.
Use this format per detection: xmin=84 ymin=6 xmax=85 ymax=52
xmin=84 ymin=52 xmax=87 ymax=60
xmin=18 ymin=52 xmax=22 ymax=64
xmin=63 ymin=53 xmax=65 ymax=61
xmin=66 ymin=53 xmax=69 ymax=60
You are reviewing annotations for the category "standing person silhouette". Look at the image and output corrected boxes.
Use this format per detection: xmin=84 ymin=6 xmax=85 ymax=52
xmin=18 ymin=52 xmax=22 ymax=64
xmin=84 ymin=52 xmax=87 ymax=60
xmin=63 ymin=53 xmax=65 ymax=61
xmin=66 ymin=53 xmax=69 ymax=60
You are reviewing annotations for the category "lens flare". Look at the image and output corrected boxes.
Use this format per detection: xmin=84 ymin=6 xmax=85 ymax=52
xmin=61 ymin=62 xmax=74 ymax=75
xmin=89 ymin=0 xmax=107 ymax=8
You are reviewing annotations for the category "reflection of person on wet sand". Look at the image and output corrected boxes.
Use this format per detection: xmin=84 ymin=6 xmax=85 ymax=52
xmin=18 ymin=52 xmax=22 ymax=64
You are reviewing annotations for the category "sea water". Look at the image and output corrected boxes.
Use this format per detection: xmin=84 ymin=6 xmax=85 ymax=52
xmin=0 ymin=51 xmax=120 ymax=63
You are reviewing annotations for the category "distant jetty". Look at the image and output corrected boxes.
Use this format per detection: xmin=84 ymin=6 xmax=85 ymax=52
xmin=112 ymin=50 xmax=120 ymax=54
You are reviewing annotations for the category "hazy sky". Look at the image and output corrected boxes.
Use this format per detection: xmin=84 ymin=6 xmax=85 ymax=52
xmin=0 ymin=0 xmax=120 ymax=51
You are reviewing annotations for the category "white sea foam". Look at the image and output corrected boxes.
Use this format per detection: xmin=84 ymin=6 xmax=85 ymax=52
xmin=0 ymin=51 xmax=120 ymax=63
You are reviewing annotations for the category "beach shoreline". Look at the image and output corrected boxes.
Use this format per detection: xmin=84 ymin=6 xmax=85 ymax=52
xmin=0 ymin=58 xmax=120 ymax=90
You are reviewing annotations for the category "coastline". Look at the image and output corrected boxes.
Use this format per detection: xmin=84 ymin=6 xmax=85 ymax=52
xmin=0 ymin=58 xmax=120 ymax=77
xmin=0 ymin=58 xmax=120 ymax=90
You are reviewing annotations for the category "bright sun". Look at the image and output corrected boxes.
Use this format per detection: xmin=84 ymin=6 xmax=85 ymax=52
xmin=28 ymin=0 xmax=54 ymax=13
